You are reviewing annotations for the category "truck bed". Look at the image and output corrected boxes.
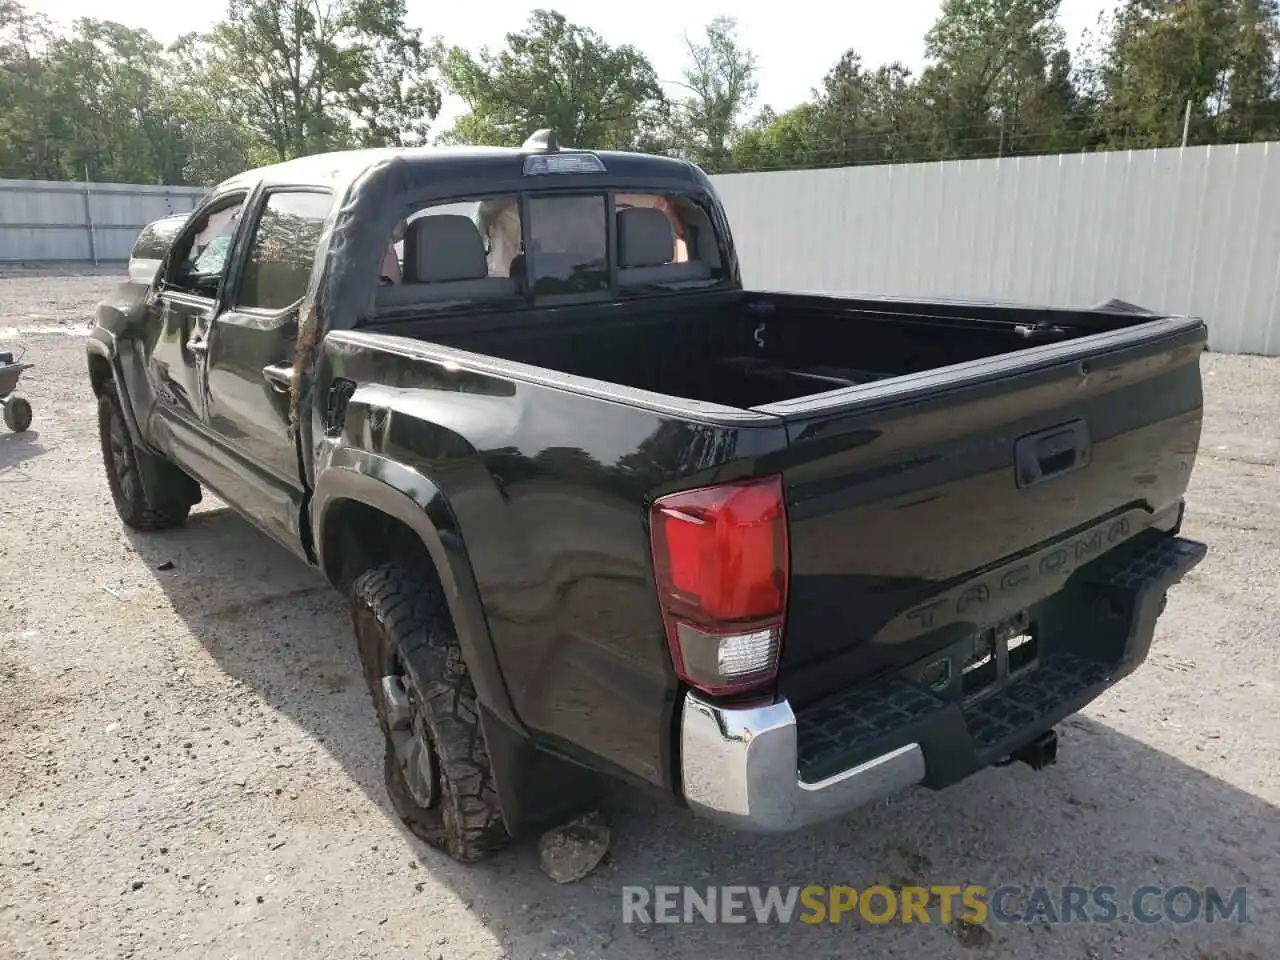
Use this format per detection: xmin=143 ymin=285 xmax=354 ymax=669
xmin=357 ymin=289 xmax=1205 ymax=719
xmin=373 ymin=290 xmax=1169 ymax=412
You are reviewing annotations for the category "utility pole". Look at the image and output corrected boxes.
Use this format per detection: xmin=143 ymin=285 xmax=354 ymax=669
xmin=1181 ymin=100 xmax=1192 ymax=147
xmin=82 ymin=164 xmax=99 ymax=267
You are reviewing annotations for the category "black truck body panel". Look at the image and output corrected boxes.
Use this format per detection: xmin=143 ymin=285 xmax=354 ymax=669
xmin=309 ymin=330 xmax=785 ymax=790
xmin=88 ymin=142 xmax=1208 ymax=839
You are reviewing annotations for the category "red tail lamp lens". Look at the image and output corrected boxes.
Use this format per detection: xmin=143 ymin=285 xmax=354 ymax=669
xmin=649 ymin=475 xmax=789 ymax=695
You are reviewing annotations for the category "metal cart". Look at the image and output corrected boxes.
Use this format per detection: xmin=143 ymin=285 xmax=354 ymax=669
xmin=0 ymin=348 xmax=33 ymax=433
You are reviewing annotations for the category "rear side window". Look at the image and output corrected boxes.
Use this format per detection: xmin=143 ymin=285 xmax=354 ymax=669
xmin=237 ymin=192 xmax=331 ymax=311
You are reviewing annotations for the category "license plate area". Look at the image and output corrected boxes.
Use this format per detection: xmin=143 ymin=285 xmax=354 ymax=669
xmin=962 ymin=611 xmax=1039 ymax=702
xmin=907 ymin=611 xmax=1040 ymax=704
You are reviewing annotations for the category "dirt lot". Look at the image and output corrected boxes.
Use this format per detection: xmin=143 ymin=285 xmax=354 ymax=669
xmin=0 ymin=267 xmax=1277 ymax=960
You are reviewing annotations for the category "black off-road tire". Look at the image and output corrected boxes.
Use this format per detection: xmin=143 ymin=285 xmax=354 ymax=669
xmin=97 ymin=384 xmax=193 ymax=531
xmin=350 ymin=564 xmax=510 ymax=863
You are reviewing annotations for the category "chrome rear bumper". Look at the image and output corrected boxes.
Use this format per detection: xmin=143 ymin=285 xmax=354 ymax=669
xmin=679 ymin=693 xmax=926 ymax=833
xmin=678 ymin=533 xmax=1208 ymax=833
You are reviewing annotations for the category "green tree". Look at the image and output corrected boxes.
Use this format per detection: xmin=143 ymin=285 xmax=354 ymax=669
xmin=1093 ymin=0 xmax=1280 ymax=148
xmin=40 ymin=19 xmax=187 ymax=183
xmin=167 ymin=30 xmax=273 ymax=183
xmin=439 ymin=9 xmax=666 ymax=149
xmin=731 ymin=54 xmax=932 ymax=171
xmin=0 ymin=0 xmax=57 ymax=179
xmin=1224 ymin=0 xmax=1280 ymax=139
xmin=731 ymin=103 xmax=824 ymax=170
xmin=919 ymin=0 xmax=1076 ymax=157
xmin=670 ymin=16 xmax=758 ymax=171
xmin=814 ymin=54 xmax=933 ymax=164
xmin=190 ymin=0 xmax=440 ymax=163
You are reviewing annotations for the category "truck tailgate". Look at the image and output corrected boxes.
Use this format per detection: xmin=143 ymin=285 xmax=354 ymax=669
xmin=765 ymin=316 xmax=1206 ymax=711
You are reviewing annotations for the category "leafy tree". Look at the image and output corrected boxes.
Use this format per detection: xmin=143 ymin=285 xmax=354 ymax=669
xmin=40 ymin=19 xmax=187 ymax=183
xmin=731 ymin=103 xmax=824 ymax=170
xmin=6 ymin=0 xmax=1280 ymax=184
xmin=1093 ymin=0 xmax=1280 ymax=148
xmin=439 ymin=9 xmax=666 ymax=149
xmin=1224 ymin=0 xmax=1280 ymax=139
xmin=731 ymin=55 xmax=933 ymax=170
xmin=167 ymin=30 xmax=274 ymax=183
xmin=814 ymin=54 xmax=933 ymax=164
xmin=670 ymin=17 xmax=758 ymax=171
xmin=191 ymin=0 xmax=440 ymax=162
xmin=0 ymin=0 xmax=57 ymax=179
xmin=919 ymin=0 xmax=1075 ymax=157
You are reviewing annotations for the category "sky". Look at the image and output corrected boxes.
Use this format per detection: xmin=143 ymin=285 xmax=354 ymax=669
xmin=24 ymin=0 xmax=1117 ymax=134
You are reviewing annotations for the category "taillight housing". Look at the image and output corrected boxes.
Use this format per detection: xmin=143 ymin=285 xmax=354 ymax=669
xmin=649 ymin=475 xmax=790 ymax=697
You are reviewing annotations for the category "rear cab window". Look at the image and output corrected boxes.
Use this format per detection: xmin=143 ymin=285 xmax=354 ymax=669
xmin=371 ymin=182 xmax=727 ymax=317
xmin=526 ymin=195 xmax=609 ymax=296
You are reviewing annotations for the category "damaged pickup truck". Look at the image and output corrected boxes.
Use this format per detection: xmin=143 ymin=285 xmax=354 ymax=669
xmin=88 ymin=132 xmax=1208 ymax=862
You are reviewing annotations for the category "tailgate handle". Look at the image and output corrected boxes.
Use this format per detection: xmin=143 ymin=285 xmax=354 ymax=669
xmin=1015 ymin=419 xmax=1090 ymax=488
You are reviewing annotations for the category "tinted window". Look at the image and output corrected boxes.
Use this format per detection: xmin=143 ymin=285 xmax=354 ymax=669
xmin=527 ymin=195 xmax=608 ymax=295
xmin=237 ymin=192 xmax=331 ymax=311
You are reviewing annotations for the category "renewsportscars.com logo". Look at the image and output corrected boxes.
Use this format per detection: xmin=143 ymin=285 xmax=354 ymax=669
xmin=620 ymin=885 xmax=1249 ymax=926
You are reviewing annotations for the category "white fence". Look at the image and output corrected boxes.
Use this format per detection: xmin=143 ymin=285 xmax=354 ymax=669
xmin=4 ymin=143 xmax=1280 ymax=354
xmin=712 ymin=142 xmax=1280 ymax=356
xmin=0 ymin=178 xmax=207 ymax=263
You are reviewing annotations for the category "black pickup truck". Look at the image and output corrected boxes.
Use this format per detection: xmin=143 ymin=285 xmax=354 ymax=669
xmin=88 ymin=132 xmax=1208 ymax=862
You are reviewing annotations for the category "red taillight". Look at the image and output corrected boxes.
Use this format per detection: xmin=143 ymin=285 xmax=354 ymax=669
xmin=649 ymin=475 xmax=789 ymax=696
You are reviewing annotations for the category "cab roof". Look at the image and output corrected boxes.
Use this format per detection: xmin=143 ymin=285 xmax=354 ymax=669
xmin=215 ymin=144 xmax=703 ymax=195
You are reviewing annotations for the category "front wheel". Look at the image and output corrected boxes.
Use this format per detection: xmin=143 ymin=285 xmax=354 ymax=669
xmin=97 ymin=385 xmax=194 ymax=531
xmin=351 ymin=564 xmax=510 ymax=863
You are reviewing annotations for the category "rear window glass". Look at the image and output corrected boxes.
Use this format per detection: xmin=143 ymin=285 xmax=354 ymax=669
xmin=527 ymin=195 xmax=608 ymax=296
xmin=371 ymin=189 xmax=726 ymax=314
xmin=388 ymin=199 xmax=520 ymax=282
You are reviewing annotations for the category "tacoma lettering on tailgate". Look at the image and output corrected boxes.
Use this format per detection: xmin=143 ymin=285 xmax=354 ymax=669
xmin=875 ymin=511 xmax=1144 ymax=646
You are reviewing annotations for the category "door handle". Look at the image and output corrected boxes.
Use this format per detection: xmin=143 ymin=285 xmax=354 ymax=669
xmin=262 ymin=362 xmax=294 ymax=393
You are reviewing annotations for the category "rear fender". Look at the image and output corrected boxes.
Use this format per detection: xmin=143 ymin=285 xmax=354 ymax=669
xmin=311 ymin=451 xmax=605 ymax=836
xmin=312 ymin=450 xmax=514 ymax=720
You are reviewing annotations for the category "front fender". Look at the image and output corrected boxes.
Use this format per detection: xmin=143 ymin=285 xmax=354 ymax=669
xmin=310 ymin=448 xmax=523 ymax=735
xmin=86 ymin=330 xmax=145 ymax=447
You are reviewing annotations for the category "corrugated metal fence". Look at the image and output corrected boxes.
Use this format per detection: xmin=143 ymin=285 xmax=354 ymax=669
xmin=0 ymin=178 xmax=206 ymax=264
xmin=713 ymin=142 xmax=1280 ymax=356
xmin=3 ymin=143 xmax=1280 ymax=354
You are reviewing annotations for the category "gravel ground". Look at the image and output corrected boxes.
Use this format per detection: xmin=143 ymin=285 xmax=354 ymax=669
xmin=1 ymin=268 xmax=1277 ymax=960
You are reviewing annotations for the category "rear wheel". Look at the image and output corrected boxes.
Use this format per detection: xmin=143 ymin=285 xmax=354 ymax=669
xmin=351 ymin=564 xmax=510 ymax=863
xmin=97 ymin=384 xmax=194 ymax=531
